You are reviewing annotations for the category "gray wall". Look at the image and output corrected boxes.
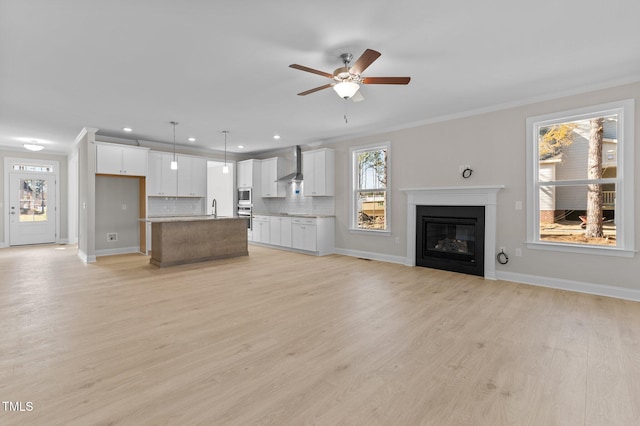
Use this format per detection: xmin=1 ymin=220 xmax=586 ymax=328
xmin=329 ymin=80 xmax=640 ymax=292
xmin=95 ymin=176 xmax=140 ymax=252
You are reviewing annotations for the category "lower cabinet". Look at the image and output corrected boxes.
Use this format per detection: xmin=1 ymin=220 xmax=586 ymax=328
xmin=292 ymin=219 xmax=317 ymax=252
xmin=252 ymin=215 xmax=270 ymax=244
xmin=270 ymin=216 xmax=292 ymax=247
xmin=251 ymin=215 xmax=334 ymax=256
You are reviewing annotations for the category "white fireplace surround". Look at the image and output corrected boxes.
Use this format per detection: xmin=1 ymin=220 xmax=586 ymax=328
xmin=401 ymin=186 xmax=505 ymax=279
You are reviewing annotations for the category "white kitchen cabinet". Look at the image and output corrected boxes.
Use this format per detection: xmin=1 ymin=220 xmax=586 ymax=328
xmin=302 ymin=148 xmax=335 ymax=196
xmin=237 ymin=159 xmax=260 ymax=189
xmin=292 ymin=218 xmax=317 ymax=252
xmin=96 ymin=143 xmax=148 ymax=176
xmin=147 ymin=151 xmax=178 ymax=196
xmin=269 ymin=216 xmax=292 ymax=247
xmin=261 ymin=157 xmax=286 ymax=198
xmin=177 ymin=155 xmax=207 ymax=197
xmin=253 ymin=215 xmax=270 ymax=244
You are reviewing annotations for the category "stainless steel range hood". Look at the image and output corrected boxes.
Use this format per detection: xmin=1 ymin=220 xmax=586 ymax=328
xmin=277 ymin=145 xmax=303 ymax=182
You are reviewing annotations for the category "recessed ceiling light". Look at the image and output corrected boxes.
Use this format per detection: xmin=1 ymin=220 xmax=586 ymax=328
xmin=273 ymin=134 xmax=281 ymax=140
xmin=123 ymin=127 xmax=133 ymax=132
xmin=237 ymin=145 xmax=244 ymax=149
xmin=188 ymin=137 xmax=196 ymax=142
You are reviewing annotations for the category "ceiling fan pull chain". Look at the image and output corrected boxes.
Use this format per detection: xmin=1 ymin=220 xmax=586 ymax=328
xmin=344 ymin=99 xmax=349 ymax=124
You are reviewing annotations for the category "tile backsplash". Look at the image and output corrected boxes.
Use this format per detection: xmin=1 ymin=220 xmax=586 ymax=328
xmin=264 ymin=182 xmax=335 ymax=216
xmin=148 ymin=197 xmax=205 ymax=217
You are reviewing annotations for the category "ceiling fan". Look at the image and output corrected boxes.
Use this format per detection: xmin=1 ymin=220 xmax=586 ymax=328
xmin=289 ymin=48 xmax=411 ymax=100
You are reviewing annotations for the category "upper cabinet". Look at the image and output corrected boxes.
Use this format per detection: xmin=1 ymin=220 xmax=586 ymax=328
xmin=177 ymin=154 xmax=207 ymax=197
xmin=261 ymin=157 xmax=286 ymax=198
xmin=147 ymin=152 xmax=206 ymax=197
xmin=147 ymin=152 xmax=178 ymax=196
xmin=96 ymin=143 xmax=148 ymax=176
xmin=237 ymin=159 xmax=261 ymax=189
xmin=302 ymin=148 xmax=335 ymax=196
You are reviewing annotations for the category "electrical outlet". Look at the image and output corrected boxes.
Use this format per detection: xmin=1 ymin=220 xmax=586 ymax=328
xmin=515 ymin=248 xmax=522 ymax=257
xmin=107 ymin=233 xmax=118 ymax=242
xmin=515 ymin=201 xmax=523 ymax=210
xmin=122 ymin=203 xmax=127 ymax=210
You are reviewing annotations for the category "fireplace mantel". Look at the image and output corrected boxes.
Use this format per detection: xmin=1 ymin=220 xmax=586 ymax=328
xmin=400 ymin=186 xmax=505 ymax=279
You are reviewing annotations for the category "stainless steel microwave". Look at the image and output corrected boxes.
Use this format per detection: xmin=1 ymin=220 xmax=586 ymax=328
xmin=238 ymin=188 xmax=251 ymax=204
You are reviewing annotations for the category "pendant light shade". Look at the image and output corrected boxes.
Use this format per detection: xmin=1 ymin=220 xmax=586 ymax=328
xmin=222 ymin=130 xmax=229 ymax=174
xmin=170 ymin=121 xmax=178 ymax=170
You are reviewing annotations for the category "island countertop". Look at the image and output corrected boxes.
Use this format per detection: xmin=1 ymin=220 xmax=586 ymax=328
xmin=142 ymin=215 xmax=238 ymax=223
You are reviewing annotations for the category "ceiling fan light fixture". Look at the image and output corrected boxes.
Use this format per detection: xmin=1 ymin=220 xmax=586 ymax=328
xmin=333 ymin=81 xmax=360 ymax=99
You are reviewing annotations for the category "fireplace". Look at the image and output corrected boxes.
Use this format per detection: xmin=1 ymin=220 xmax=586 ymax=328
xmin=416 ymin=205 xmax=485 ymax=276
xmin=401 ymin=186 xmax=504 ymax=279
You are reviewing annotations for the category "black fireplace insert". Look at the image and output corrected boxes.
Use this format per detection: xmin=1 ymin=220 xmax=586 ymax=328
xmin=416 ymin=205 xmax=485 ymax=276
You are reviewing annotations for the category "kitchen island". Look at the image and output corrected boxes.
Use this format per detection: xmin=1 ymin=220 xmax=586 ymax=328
xmin=144 ymin=216 xmax=248 ymax=267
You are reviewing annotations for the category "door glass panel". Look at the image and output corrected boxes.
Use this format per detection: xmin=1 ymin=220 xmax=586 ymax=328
xmin=20 ymin=178 xmax=48 ymax=222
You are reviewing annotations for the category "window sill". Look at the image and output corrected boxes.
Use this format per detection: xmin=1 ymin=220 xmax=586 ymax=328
xmin=526 ymin=241 xmax=636 ymax=258
xmin=348 ymin=228 xmax=391 ymax=236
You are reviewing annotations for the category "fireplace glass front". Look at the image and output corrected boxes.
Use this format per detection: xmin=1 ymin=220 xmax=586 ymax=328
xmin=416 ymin=205 xmax=485 ymax=276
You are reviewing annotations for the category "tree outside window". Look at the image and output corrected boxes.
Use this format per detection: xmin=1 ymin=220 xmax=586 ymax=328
xmin=353 ymin=144 xmax=389 ymax=231
xmin=526 ymin=99 xmax=635 ymax=257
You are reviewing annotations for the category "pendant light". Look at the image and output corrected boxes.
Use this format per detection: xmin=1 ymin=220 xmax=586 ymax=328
xmin=170 ymin=121 xmax=178 ymax=170
xmin=222 ymin=130 xmax=229 ymax=174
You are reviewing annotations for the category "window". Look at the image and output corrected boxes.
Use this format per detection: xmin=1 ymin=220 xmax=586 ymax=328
xmin=351 ymin=143 xmax=389 ymax=232
xmin=526 ymin=99 xmax=634 ymax=257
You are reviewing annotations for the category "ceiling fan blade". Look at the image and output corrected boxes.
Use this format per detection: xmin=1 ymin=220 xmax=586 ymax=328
xmin=289 ymin=64 xmax=333 ymax=79
xmin=362 ymin=76 xmax=411 ymax=85
xmin=350 ymin=49 xmax=381 ymax=75
xmin=297 ymin=83 xmax=333 ymax=96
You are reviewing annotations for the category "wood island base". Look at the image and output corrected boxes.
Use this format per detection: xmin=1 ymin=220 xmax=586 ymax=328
xmin=148 ymin=217 xmax=248 ymax=267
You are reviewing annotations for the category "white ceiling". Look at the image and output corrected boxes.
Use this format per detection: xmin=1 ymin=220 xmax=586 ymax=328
xmin=2 ymin=0 xmax=640 ymax=155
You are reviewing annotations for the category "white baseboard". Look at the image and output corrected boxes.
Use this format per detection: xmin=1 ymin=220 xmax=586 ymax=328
xmin=335 ymin=248 xmax=640 ymax=302
xmin=78 ymin=249 xmax=96 ymax=263
xmin=95 ymin=247 xmax=142 ymax=257
xmin=334 ymin=248 xmax=408 ymax=265
xmin=496 ymin=271 xmax=640 ymax=302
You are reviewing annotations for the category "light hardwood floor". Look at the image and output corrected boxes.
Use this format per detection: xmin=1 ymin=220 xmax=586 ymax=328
xmin=1 ymin=244 xmax=639 ymax=425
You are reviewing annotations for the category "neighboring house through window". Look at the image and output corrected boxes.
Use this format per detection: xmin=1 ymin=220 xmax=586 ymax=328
xmin=526 ymin=99 xmax=635 ymax=257
xmin=351 ymin=142 xmax=390 ymax=232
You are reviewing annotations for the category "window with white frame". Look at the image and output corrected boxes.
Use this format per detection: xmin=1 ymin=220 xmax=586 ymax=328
xmin=351 ymin=143 xmax=389 ymax=232
xmin=526 ymin=99 xmax=635 ymax=257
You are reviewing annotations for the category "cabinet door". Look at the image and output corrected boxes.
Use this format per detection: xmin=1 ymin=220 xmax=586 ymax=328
xmin=269 ymin=217 xmax=281 ymax=246
xmin=280 ymin=217 xmax=292 ymax=247
xmin=148 ymin=152 xmax=177 ymax=196
xmin=177 ymin=156 xmax=192 ymax=196
xmin=190 ymin=157 xmax=207 ymax=197
xmin=237 ymin=160 xmax=252 ymax=188
xmin=161 ymin=154 xmax=178 ymax=196
xmin=147 ymin=152 xmax=163 ymax=196
xmin=292 ymin=219 xmax=317 ymax=251
xmin=303 ymin=150 xmax=334 ymax=196
xmin=96 ymin=144 xmax=123 ymax=174
xmin=122 ymin=148 xmax=148 ymax=176
xmin=261 ymin=159 xmax=275 ymax=197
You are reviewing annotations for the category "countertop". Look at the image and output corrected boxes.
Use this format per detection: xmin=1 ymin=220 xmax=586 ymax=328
xmin=142 ymin=215 xmax=241 ymax=223
xmin=252 ymin=212 xmax=335 ymax=218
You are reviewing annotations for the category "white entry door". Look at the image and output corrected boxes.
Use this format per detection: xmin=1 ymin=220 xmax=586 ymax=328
xmin=9 ymin=173 xmax=57 ymax=245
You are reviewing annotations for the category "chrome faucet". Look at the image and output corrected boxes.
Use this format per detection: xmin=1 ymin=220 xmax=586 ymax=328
xmin=212 ymin=199 xmax=217 ymax=218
